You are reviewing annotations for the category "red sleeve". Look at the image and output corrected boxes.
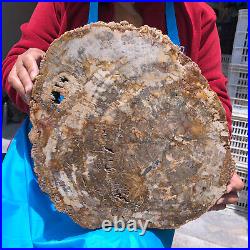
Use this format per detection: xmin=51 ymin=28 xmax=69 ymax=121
xmin=2 ymin=2 xmax=62 ymax=113
xmin=197 ymin=5 xmax=232 ymax=135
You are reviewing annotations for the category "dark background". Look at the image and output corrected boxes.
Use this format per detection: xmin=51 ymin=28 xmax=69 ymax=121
xmin=2 ymin=2 xmax=37 ymax=59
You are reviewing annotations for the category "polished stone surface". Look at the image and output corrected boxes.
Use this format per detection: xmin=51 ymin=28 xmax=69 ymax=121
xmin=29 ymin=21 xmax=233 ymax=229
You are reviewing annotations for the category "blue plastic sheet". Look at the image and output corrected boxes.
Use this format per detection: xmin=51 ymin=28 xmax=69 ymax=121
xmin=2 ymin=118 xmax=175 ymax=248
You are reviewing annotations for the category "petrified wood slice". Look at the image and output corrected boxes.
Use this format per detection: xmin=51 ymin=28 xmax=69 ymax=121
xmin=29 ymin=21 xmax=234 ymax=229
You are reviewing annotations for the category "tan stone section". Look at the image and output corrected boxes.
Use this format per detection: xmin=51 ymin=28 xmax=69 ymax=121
xmin=29 ymin=21 xmax=234 ymax=229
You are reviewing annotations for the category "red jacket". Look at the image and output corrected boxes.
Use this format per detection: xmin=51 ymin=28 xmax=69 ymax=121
xmin=2 ymin=2 xmax=232 ymax=133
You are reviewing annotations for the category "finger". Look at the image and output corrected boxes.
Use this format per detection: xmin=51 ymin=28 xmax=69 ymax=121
xmin=29 ymin=48 xmax=45 ymax=57
xmin=217 ymin=192 xmax=238 ymax=205
xmin=29 ymin=49 xmax=45 ymax=78
xmin=209 ymin=204 xmax=226 ymax=211
xmin=30 ymin=48 xmax=45 ymax=65
xmin=8 ymin=67 xmax=28 ymax=103
xmin=16 ymin=61 xmax=33 ymax=95
xmin=22 ymin=54 xmax=40 ymax=81
xmin=227 ymin=173 xmax=244 ymax=193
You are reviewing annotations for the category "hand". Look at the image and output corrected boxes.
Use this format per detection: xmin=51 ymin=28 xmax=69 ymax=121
xmin=210 ymin=172 xmax=244 ymax=211
xmin=8 ymin=48 xmax=45 ymax=104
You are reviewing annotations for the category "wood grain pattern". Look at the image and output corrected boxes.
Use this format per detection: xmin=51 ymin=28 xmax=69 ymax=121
xmin=29 ymin=21 xmax=234 ymax=229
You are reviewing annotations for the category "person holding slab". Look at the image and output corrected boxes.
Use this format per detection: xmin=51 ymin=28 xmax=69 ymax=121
xmin=2 ymin=2 xmax=244 ymax=248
